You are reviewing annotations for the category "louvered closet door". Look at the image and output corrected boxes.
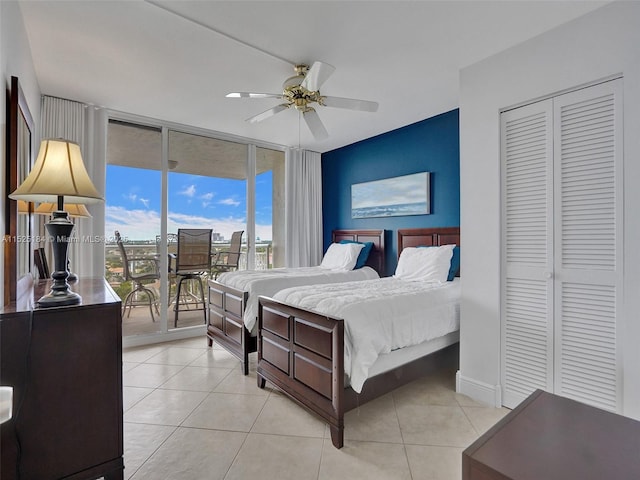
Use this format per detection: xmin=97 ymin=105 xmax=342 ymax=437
xmin=553 ymin=79 xmax=622 ymax=412
xmin=501 ymin=79 xmax=623 ymax=411
xmin=500 ymin=100 xmax=555 ymax=409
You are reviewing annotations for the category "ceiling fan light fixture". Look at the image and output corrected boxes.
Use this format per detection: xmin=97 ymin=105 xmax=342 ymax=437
xmin=282 ymin=73 xmax=305 ymax=90
xmin=228 ymin=60 xmax=378 ymax=141
xmin=294 ymin=64 xmax=309 ymax=76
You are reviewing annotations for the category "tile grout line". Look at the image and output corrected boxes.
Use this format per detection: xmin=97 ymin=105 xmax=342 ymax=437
xmin=122 ymin=344 xmax=212 ymax=478
xmin=220 ymin=374 xmax=273 ymax=480
xmin=391 ymin=391 xmax=415 ymax=480
xmin=123 ymin=423 xmax=179 ymax=480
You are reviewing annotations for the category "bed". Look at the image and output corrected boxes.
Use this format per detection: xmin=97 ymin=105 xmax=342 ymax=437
xmin=207 ymin=229 xmax=386 ymax=374
xmin=255 ymin=227 xmax=461 ymax=449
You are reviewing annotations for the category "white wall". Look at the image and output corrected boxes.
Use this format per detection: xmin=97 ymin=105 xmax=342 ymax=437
xmin=458 ymin=1 xmax=640 ymax=419
xmin=1 ymin=1 xmax=41 ymax=301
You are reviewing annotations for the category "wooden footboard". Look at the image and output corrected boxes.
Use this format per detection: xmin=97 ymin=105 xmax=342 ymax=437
xmin=207 ymin=279 xmax=255 ymax=374
xmin=257 ymin=296 xmax=346 ymax=448
xmin=257 ymin=295 xmax=460 ymax=449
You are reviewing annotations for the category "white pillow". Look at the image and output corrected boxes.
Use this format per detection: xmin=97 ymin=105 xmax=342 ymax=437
xmin=394 ymin=244 xmax=455 ymax=282
xmin=320 ymin=243 xmax=364 ymax=271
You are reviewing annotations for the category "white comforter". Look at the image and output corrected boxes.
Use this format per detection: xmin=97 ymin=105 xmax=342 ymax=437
xmin=216 ymin=266 xmax=379 ymax=332
xmin=273 ymin=277 xmax=461 ymax=393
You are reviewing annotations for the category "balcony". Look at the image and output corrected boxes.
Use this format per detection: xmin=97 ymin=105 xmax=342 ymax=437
xmin=106 ymin=241 xmax=272 ymax=337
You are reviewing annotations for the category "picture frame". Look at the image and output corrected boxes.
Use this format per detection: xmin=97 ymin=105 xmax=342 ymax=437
xmin=351 ymin=172 xmax=431 ymax=219
xmin=5 ymin=76 xmax=35 ymax=304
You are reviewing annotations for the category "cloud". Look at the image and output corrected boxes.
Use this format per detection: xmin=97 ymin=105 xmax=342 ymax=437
xmin=200 ymin=192 xmax=214 ymax=208
xmin=178 ymin=185 xmax=196 ymax=197
xmin=105 ymin=206 xmax=161 ymax=241
xmin=105 ymin=207 xmax=273 ymax=243
xmin=140 ymin=198 xmax=150 ymax=208
xmin=124 ymin=193 xmax=137 ymax=202
xmin=218 ymin=197 xmax=240 ymax=207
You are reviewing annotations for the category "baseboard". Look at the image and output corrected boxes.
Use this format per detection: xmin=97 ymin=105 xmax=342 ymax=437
xmin=122 ymin=324 xmax=206 ymax=348
xmin=456 ymin=370 xmax=502 ymax=408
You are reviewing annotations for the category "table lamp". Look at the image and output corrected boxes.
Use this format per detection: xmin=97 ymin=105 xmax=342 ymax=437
xmin=9 ymin=139 xmax=103 ymax=307
xmin=35 ymin=202 xmax=92 ymax=218
xmin=34 ymin=202 xmax=92 ymax=282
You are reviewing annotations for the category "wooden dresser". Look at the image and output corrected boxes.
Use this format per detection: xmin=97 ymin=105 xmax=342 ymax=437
xmin=463 ymin=389 xmax=640 ymax=480
xmin=0 ymin=278 xmax=124 ymax=480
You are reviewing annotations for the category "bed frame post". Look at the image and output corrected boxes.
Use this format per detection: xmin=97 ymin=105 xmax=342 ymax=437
xmin=257 ymin=296 xmax=346 ymax=448
xmin=207 ymin=280 xmax=254 ymax=374
xmin=331 ymin=318 xmax=344 ymax=448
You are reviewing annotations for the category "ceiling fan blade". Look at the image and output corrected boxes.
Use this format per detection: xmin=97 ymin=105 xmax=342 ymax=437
xmin=303 ymin=108 xmax=329 ymax=141
xmin=321 ymin=96 xmax=379 ymax=112
xmin=246 ymin=103 xmax=290 ymax=123
xmin=300 ymin=61 xmax=336 ymax=92
xmin=227 ymin=92 xmax=283 ymax=99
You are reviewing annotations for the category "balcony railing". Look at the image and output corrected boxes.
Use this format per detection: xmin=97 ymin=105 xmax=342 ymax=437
xmin=105 ymin=241 xmax=272 ymax=287
xmin=105 ymin=240 xmax=273 ymax=336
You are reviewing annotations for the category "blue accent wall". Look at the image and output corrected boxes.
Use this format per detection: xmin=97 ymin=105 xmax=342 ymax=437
xmin=322 ymin=109 xmax=460 ymax=275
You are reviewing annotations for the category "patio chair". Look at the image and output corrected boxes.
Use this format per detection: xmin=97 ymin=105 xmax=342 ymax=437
xmin=210 ymin=230 xmax=243 ymax=279
xmin=156 ymin=233 xmax=178 ymax=304
xmin=115 ymin=230 xmax=161 ymax=321
xmin=173 ymin=228 xmax=212 ymax=327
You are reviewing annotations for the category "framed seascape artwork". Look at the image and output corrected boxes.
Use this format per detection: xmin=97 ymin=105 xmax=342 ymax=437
xmin=351 ymin=172 xmax=431 ymax=219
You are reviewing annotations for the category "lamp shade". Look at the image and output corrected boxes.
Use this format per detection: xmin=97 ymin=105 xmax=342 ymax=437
xmin=34 ymin=202 xmax=92 ymax=218
xmin=9 ymin=139 xmax=102 ymax=204
xmin=17 ymin=200 xmax=31 ymax=214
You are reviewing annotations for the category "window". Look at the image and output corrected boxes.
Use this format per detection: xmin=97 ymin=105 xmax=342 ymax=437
xmin=105 ymin=118 xmax=285 ymax=342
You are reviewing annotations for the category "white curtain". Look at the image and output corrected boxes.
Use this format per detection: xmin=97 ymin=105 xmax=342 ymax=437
xmin=40 ymin=96 xmax=106 ymax=278
xmin=285 ymin=148 xmax=323 ymax=267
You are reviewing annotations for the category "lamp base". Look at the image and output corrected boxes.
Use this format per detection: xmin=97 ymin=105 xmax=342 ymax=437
xmin=38 ymin=289 xmax=81 ymax=308
xmin=67 ymin=260 xmax=78 ymax=282
xmin=38 ymin=210 xmax=82 ymax=308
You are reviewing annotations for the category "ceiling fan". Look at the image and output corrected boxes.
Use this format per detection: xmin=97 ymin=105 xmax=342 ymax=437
xmin=226 ymin=61 xmax=379 ymax=141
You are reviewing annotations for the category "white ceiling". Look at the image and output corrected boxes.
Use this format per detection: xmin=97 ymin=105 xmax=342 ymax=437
xmin=19 ymin=0 xmax=608 ymax=153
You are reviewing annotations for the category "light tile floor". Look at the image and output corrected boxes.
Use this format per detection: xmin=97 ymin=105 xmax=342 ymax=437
xmin=122 ymin=337 xmax=510 ymax=480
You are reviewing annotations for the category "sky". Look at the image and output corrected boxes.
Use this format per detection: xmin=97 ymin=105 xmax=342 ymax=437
xmin=105 ymin=165 xmax=273 ymax=242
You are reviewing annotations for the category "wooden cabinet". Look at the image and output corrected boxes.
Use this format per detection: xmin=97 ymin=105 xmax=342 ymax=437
xmin=463 ymin=389 xmax=640 ymax=480
xmin=0 ymin=278 xmax=124 ymax=480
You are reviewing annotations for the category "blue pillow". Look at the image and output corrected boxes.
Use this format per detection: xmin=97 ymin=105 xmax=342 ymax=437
xmin=339 ymin=240 xmax=374 ymax=269
xmin=448 ymin=246 xmax=460 ymax=281
xmin=417 ymin=245 xmax=460 ymax=281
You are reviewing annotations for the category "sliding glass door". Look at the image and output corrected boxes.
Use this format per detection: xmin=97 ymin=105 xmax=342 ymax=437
xmin=106 ymin=120 xmax=163 ymax=337
xmin=105 ymin=117 xmax=285 ymax=344
xmin=166 ymin=130 xmax=247 ymax=330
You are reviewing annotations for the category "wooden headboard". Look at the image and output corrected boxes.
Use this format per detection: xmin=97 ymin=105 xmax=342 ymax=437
xmin=397 ymin=227 xmax=461 ymax=276
xmin=332 ymin=229 xmax=385 ymax=276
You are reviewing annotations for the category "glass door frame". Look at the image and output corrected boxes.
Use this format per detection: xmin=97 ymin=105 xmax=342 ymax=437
xmin=107 ymin=110 xmax=286 ymax=347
